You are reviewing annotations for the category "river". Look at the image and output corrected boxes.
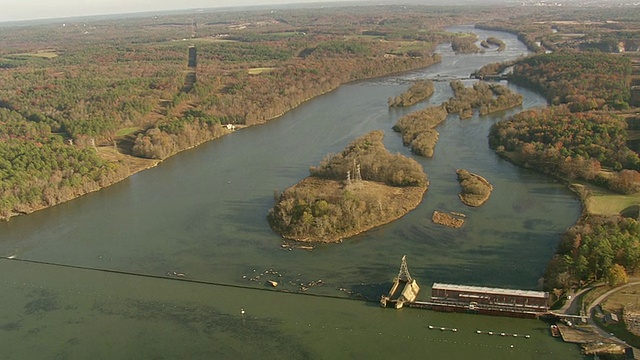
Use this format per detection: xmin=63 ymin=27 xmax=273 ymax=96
xmin=0 ymin=26 xmax=584 ymax=359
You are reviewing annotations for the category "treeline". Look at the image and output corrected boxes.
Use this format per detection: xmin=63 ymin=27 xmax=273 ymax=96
xmin=510 ymin=52 xmax=632 ymax=111
xmin=0 ymin=6 xmax=454 ymax=216
xmin=132 ymin=115 xmax=227 ymax=159
xmin=545 ymin=215 xmax=640 ymax=290
xmin=475 ymin=8 xmax=640 ymax=293
xmin=392 ymin=105 xmax=448 ymax=157
xmin=443 ymin=80 xmax=523 ymax=119
xmin=388 ymin=80 xmax=435 ymax=107
xmin=0 ymin=108 xmax=129 ymax=219
xmin=268 ymin=131 xmax=427 ymax=241
xmin=489 ymin=107 xmax=640 ymax=192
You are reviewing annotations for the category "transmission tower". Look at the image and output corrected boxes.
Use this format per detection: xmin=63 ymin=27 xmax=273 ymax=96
xmin=397 ymin=255 xmax=413 ymax=282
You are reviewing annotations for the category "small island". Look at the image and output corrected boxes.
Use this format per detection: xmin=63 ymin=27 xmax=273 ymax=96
xmin=481 ymin=37 xmax=506 ymax=51
xmin=392 ymin=105 xmax=449 ymax=157
xmin=451 ymin=34 xmax=481 ymax=54
xmin=268 ymin=131 xmax=428 ymax=243
xmin=444 ymin=80 xmax=523 ymax=119
xmin=432 ymin=210 xmax=465 ymax=228
xmin=456 ymin=169 xmax=493 ymax=207
xmin=388 ymin=80 xmax=435 ymax=107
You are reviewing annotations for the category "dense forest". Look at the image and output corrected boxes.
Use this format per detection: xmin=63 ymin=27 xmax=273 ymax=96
xmin=0 ymin=5 xmax=488 ymax=220
xmin=489 ymin=107 xmax=640 ymax=182
xmin=483 ymin=11 xmax=640 ymax=292
xmin=545 ymin=215 xmax=640 ymax=290
xmin=490 ymin=106 xmax=640 ymax=290
xmin=268 ymin=131 xmax=427 ymax=242
xmin=510 ymin=52 xmax=632 ymax=111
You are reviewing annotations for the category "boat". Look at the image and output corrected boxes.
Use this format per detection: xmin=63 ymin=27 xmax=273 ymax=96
xmin=550 ymin=325 xmax=561 ymax=338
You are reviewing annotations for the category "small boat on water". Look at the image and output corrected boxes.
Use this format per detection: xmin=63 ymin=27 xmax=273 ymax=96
xmin=550 ymin=325 xmax=561 ymax=338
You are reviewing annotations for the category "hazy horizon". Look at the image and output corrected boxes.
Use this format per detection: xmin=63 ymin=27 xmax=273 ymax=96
xmin=1 ymin=0 xmax=372 ymax=23
xmin=1 ymin=0 xmax=634 ymax=23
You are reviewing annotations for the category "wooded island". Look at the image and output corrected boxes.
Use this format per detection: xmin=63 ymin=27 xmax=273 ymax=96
xmin=268 ymin=131 xmax=428 ymax=242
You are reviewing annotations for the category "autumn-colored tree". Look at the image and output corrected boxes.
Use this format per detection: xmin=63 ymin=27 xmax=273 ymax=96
xmin=606 ymin=264 xmax=629 ymax=287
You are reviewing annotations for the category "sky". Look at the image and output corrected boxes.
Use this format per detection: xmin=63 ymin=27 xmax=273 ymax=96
xmin=1 ymin=0 xmax=354 ymax=22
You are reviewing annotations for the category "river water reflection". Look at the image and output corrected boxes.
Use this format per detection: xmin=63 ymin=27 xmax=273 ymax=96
xmin=0 ymin=26 xmax=583 ymax=359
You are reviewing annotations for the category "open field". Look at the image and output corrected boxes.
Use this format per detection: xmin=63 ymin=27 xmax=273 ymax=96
xmin=4 ymin=50 xmax=59 ymax=59
xmin=248 ymin=67 xmax=276 ymax=75
xmin=96 ymin=146 xmax=160 ymax=174
xmin=115 ymin=127 xmax=142 ymax=137
xmin=390 ymin=41 xmax=434 ymax=54
xmin=600 ymin=280 xmax=640 ymax=314
xmin=577 ymin=182 xmax=640 ymax=215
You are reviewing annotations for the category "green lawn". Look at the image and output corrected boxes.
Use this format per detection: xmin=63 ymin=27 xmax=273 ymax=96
xmin=116 ymin=127 xmax=141 ymax=137
xmin=581 ymin=183 xmax=640 ymax=215
xmin=390 ymin=41 xmax=433 ymax=55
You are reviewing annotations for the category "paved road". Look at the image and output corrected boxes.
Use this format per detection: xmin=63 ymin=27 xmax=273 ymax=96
xmin=559 ymin=283 xmax=603 ymax=315
xmin=581 ymin=281 xmax=640 ymax=358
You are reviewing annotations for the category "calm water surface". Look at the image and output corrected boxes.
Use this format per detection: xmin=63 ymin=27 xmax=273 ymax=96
xmin=0 ymin=26 xmax=583 ymax=359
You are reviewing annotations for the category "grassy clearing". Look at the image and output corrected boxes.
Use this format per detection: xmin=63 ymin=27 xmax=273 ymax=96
xmin=345 ymin=35 xmax=384 ymax=40
xmin=578 ymin=182 xmax=640 ymax=215
xmin=268 ymin=32 xmax=303 ymax=38
xmin=598 ymin=281 xmax=640 ymax=348
xmin=601 ymin=282 xmax=640 ymax=312
xmin=390 ymin=41 xmax=433 ymax=55
xmin=248 ymin=67 xmax=276 ymax=75
xmin=116 ymin=127 xmax=141 ymax=137
xmin=7 ymin=51 xmax=59 ymax=59
xmin=188 ymin=38 xmax=239 ymax=43
xmin=97 ymin=146 xmax=160 ymax=173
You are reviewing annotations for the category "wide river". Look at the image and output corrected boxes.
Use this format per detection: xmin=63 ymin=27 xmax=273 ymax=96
xmin=0 ymin=26 xmax=584 ymax=359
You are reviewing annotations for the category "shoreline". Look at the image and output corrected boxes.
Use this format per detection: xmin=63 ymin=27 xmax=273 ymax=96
xmin=3 ymin=56 xmax=443 ymax=222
